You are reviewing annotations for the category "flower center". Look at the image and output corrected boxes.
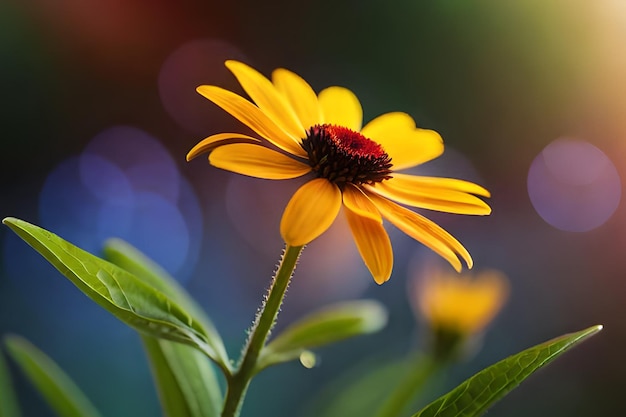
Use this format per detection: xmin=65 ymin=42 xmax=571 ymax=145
xmin=301 ymin=124 xmax=392 ymax=187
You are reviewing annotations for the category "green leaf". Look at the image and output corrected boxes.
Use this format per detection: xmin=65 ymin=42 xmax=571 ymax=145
xmin=258 ymin=300 xmax=388 ymax=371
xmin=102 ymin=238 xmax=230 ymax=373
xmin=101 ymin=238 xmax=225 ymax=416
xmin=2 ymin=217 xmax=228 ymax=371
xmin=0 ymin=345 xmax=21 ymax=417
xmin=301 ymin=356 xmax=415 ymax=417
xmin=142 ymin=336 xmax=223 ymax=417
xmin=302 ymin=353 xmax=443 ymax=417
xmin=411 ymin=325 xmax=603 ymax=417
xmin=3 ymin=335 xmax=101 ymax=417
xmin=372 ymin=354 xmax=440 ymax=417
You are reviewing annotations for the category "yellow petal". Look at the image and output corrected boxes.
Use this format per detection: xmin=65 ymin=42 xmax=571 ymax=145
xmin=280 ymin=178 xmax=342 ymax=246
xmin=196 ymin=85 xmax=307 ymax=158
xmin=318 ymin=86 xmax=363 ymax=131
xmin=342 ymin=184 xmax=382 ymax=222
xmin=272 ymin=68 xmax=322 ymax=130
xmin=360 ymin=112 xmax=444 ymax=170
xmin=209 ymin=143 xmax=311 ymax=179
xmin=367 ymin=192 xmax=473 ymax=271
xmin=366 ymin=175 xmax=492 ymax=215
xmin=344 ymin=195 xmax=393 ymax=284
xmin=186 ymin=133 xmax=260 ymax=161
xmin=390 ymin=173 xmax=491 ymax=197
xmin=225 ymin=61 xmax=305 ymax=138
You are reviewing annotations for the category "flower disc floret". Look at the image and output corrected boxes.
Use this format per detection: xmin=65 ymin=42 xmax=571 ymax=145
xmin=301 ymin=124 xmax=393 ymax=187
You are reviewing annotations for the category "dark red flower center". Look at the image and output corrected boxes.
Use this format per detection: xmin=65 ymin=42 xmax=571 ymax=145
xmin=300 ymin=124 xmax=392 ymax=187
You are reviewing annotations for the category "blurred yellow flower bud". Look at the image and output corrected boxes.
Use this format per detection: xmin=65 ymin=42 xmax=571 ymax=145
xmin=412 ymin=265 xmax=509 ymax=360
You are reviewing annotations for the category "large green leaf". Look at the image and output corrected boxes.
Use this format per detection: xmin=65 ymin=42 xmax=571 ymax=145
xmin=142 ymin=337 xmax=223 ymax=417
xmin=258 ymin=300 xmax=388 ymax=371
xmin=2 ymin=217 xmax=227 ymax=370
xmin=102 ymin=238 xmax=230 ymax=373
xmin=101 ymin=238 xmax=225 ymax=416
xmin=412 ymin=325 xmax=603 ymax=417
xmin=4 ymin=335 xmax=100 ymax=417
xmin=0 ymin=346 xmax=21 ymax=417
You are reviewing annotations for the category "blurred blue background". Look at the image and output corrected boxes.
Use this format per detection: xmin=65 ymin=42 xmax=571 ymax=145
xmin=1 ymin=0 xmax=624 ymax=416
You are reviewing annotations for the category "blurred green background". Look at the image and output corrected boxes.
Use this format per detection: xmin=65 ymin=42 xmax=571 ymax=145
xmin=1 ymin=0 xmax=624 ymax=416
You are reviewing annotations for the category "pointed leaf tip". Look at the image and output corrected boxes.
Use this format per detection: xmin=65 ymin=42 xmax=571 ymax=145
xmin=3 ymin=218 xmax=229 ymax=372
xmin=3 ymin=217 xmax=17 ymax=226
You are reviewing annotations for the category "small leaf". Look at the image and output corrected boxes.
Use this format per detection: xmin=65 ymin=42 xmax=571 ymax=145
xmin=301 ymin=356 xmax=414 ymax=417
xmin=412 ymin=325 xmax=603 ymax=417
xmin=258 ymin=300 xmax=388 ymax=371
xmin=102 ymin=238 xmax=230 ymax=373
xmin=0 ymin=346 xmax=21 ymax=417
xmin=302 ymin=353 xmax=442 ymax=417
xmin=2 ymin=217 xmax=225 ymax=369
xmin=142 ymin=336 xmax=223 ymax=417
xmin=4 ymin=335 xmax=101 ymax=417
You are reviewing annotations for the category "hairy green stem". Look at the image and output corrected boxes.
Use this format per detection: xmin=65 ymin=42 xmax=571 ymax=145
xmin=221 ymin=244 xmax=303 ymax=417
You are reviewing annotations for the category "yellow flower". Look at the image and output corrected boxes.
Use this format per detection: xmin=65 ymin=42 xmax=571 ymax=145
xmin=187 ymin=60 xmax=491 ymax=284
xmin=416 ymin=267 xmax=509 ymax=337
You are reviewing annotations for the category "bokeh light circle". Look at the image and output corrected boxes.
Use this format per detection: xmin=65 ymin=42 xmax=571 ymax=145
xmin=527 ymin=138 xmax=621 ymax=232
xmin=39 ymin=156 xmax=112 ymax=253
xmin=32 ymin=126 xmax=203 ymax=283
xmin=158 ymin=39 xmax=247 ymax=134
xmin=82 ymin=125 xmax=180 ymax=201
xmin=122 ymin=191 xmax=190 ymax=274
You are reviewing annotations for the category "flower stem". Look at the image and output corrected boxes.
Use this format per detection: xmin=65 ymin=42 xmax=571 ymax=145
xmin=221 ymin=244 xmax=303 ymax=417
xmin=373 ymin=353 xmax=442 ymax=417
